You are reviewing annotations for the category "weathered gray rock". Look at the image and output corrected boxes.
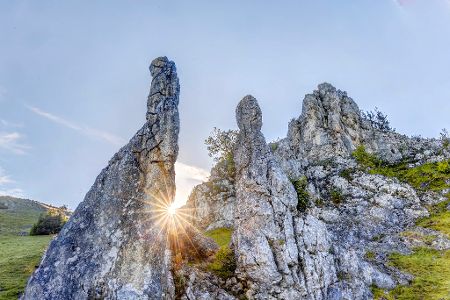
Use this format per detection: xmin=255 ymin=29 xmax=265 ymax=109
xmin=185 ymin=160 xmax=235 ymax=231
xmin=187 ymin=83 xmax=450 ymax=299
xmin=232 ymin=95 xmax=337 ymax=299
xmin=23 ymin=57 xmax=180 ymax=300
xmin=180 ymin=267 xmax=236 ymax=300
xmin=276 ymin=83 xmax=408 ymax=166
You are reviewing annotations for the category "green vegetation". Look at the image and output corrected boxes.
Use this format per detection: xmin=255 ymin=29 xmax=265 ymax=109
xmin=353 ymin=146 xmax=450 ymax=299
xmin=204 ymin=227 xmax=232 ymax=248
xmin=416 ymin=198 xmax=450 ymax=238
xmin=330 ymin=189 xmax=344 ymax=205
xmin=0 ymin=197 xmax=47 ymax=235
xmin=206 ymin=246 xmax=236 ymax=279
xmin=0 ymin=197 xmax=65 ymax=299
xmin=204 ymin=227 xmax=236 ymax=279
xmin=352 ymin=145 xmax=450 ymax=192
xmin=290 ymin=176 xmax=310 ymax=211
xmin=339 ymin=168 xmax=355 ymax=181
xmin=30 ymin=210 xmax=67 ymax=235
xmin=0 ymin=235 xmax=52 ymax=300
xmin=352 ymin=145 xmax=382 ymax=169
xmin=399 ymin=230 xmax=436 ymax=246
xmin=364 ymin=251 xmax=376 ymax=261
xmin=204 ymin=127 xmax=238 ymax=162
xmin=269 ymin=142 xmax=279 ymax=152
xmin=373 ymin=248 xmax=450 ymax=300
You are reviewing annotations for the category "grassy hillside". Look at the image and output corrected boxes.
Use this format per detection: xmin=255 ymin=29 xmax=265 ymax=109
xmin=0 ymin=196 xmax=58 ymax=300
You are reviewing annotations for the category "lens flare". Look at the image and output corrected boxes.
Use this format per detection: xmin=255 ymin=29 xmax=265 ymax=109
xmin=167 ymin=203 xmax=177 ymax=216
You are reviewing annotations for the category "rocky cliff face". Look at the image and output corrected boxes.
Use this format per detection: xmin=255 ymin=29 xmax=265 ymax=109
xmin=187 ymin=83 xmax=450 ymax=299
xmin=24 ymin=59 xmax=449 ymax=299
xmin=23 ymin=57 xmax=180 ymax=300
xmin=185 ymin=160 xmax=235 ymax=231
xmin=232 ymin=96 xmax=337 ymax=299
xmin=279 ymin=83 xmax=406 ymax=163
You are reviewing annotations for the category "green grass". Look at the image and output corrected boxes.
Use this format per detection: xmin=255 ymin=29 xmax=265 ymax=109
xmin=0 ymin=196 xmax=58 ymax=299
xmin=0 ymin=235 xmax=52 ymax=300
xmin=353 ymin=146 xmax=450 ymax=299
xmin=385 ymin=248 xmax=450 ymax=300
xmin=204 ymin=228 xmax=235 ymax=279
xmin=352 ymin=145 xmax=450 ymax=193
xmin=417 ymin=199 xmax=450 ymax=239
xmin=204 ymin=227 xmax=233 ymax=248
xmin=0 ymin=197 xmax=48 ymax=236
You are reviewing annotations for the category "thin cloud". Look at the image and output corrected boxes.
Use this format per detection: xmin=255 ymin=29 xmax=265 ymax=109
xmin=174 ymin=162 xmax=210 ymax=207
xmin=1 ymin=119 xmax=24 ymax=128
xmin=0 ymin=173 xmax=12 ymax=185
xmin=175 ymin=161 xmax=210 ymax=182
xmin=0 ymin=167 xmax=23 ymax=198
xmin=26 ymin=105 xmax=126 ymax=146
xmin=0 ymin=188 xmax=24 ymax=198
xmin=0 ymin=131 xmax=30 ymax=154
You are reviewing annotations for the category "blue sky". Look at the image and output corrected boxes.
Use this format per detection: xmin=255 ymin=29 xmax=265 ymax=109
xmin=0 ymin=0 xmax=449 ymax=209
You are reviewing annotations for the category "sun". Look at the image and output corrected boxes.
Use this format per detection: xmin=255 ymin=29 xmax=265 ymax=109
xmin=167 ymin=203 xmax=178 ymax=216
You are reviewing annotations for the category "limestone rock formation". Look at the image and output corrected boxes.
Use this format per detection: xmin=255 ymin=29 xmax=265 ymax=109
xmin=185 ymin=160 xmax=235 ymax=231
xmin=232 ymin=95 xmax=337 ymax=299
xmin=187 ymin=83 xmax=450 ymax=299
xmin=277 ymin=83 xmax=407 ymax=165
xmin=23 ymin=57 xmax=180 ymax=300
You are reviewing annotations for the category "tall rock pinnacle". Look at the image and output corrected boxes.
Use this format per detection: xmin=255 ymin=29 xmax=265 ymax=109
xmin=23 ymin=57 xmax=180 ymax=300
xmin=233 ymin=95 xmax=338 ymax=299
xmin=233 ymin=95 xmax=302 ymax=299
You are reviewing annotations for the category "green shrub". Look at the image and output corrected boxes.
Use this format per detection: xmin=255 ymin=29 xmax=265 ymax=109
xmin=330 ymin=189 xmax=344 ymax=205
xmin=315 ymin=198 xmax=324 ymax=207
xmin=370 ymin=160 xmax=450 ymax=192
xmin=30 ymin=210 xmax=67 ymax=235
xmin=207 ymin=246 xmax=236 ymax=279
xmin=204 ymin=227 xmax=236 ymax=279
xmin=436 ymin=160 xmax=450 ymax=174
xmin=290 ymin=176 xmax=310 ymax=212
xmin=269 ymin=142 xmax=279 ymax=152
xmin=364 ymin=251 xmax=376 ymax=260
xmin=339 ymin=168 xmax=355 ymax=181
xmin=352 ymin=145 xmax=382 ymax=169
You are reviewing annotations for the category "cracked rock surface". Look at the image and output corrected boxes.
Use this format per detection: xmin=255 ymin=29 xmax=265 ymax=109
xmin=23 ymin=57 xmax=180 ymax=300
xmin=232 ymin=95 xmax=337 ymax=299
xmin=188 ymin=83 xmax=450 ymax=299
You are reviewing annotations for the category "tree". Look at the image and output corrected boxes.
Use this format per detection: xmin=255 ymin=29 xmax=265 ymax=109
xmin=30 ymin=210 xmax=67 ymax=235
xmin=204 ymin=127 xmax=238 ymax=162
xmin=363 ymin=107 xmax=393 ymax=132
xmin=440 ymin=128 xmax=449 ymax=148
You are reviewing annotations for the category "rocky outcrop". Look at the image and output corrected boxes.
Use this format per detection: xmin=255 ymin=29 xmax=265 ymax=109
xmin=23 ymin=57 xmax=180 ymax=300
xmin=187 ymin=83 xmax=450 ymax=299
xmin=185 ymin=160 xmax=235 ymax=231
xmin=276 ymin=83 xmax=407 ymax=166
xmin=232 ymin=95 xmax=337 ymax=299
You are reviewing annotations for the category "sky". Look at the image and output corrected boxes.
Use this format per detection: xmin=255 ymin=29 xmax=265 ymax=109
xmin=0 ymin=0 xmax=449 ymax=209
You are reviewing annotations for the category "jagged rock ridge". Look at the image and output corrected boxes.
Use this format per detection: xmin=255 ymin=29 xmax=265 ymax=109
xmin=232 ymin=95 xmax=337 ymax=299
xmin=186 ymin=83 xmax=450 ymax=299
xmin=23 ymin=57 xmax=180 ymax=300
